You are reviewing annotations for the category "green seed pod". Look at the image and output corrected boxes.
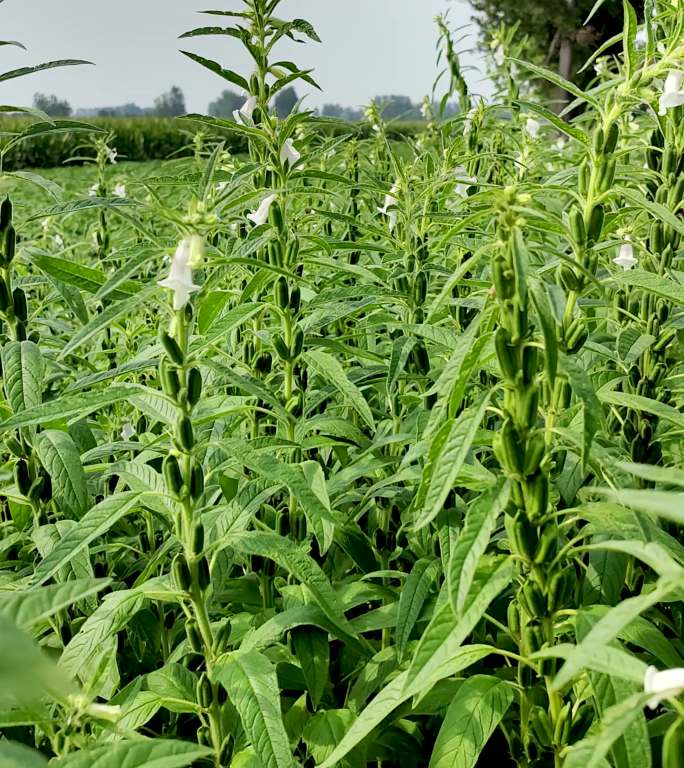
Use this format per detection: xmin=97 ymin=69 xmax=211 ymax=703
xmin=0 ymin=279 xmax=10 ymax=313
xmin=196 ymin=555 xmax=211 ymax=592
xmin=578 ymin=161 xmax=590 ymax=196
xmin=176 ymin=415 xmax=195 ymax=450
xmin=566 ymin=325 xmax=588 ymax=355
xmin=12 ymin=288 xmax=27 ymax=323
xmin=558 ymin=263 xmax=580 ymax=293
xmin=173 ymin=554 xmax=192 ymax=592
xmin=273 ymin=333 xmax=290 ymax=361
xmin=592 ymin=126 xmax=605 ymax=156
xmin=197 ymin=725 xmax=211 ymax=746
xmin=291 ymin=327 xmax=304 ymax=359
xmin=14 ymin=459 xmax=31 ymax=496
xmin=495 ymin=327 xmax=518 ymax=382
xmin=414 ymin=271 xmax=428 ymax=304
xmin=0 ymin=197 xmax=12 ymax=234
xmin=653 ymin=329 xmax=676 ymax=354
xmin=526 ymin=472 xmax=549 ymax=521
xmin=161 ymin=332 xmax=184 ymax=365
xmin=214 ymin=620 xmax=232 ymax=652
xmin=518 ymin=384 xmax=540 ymax=426
xmin=586 ymin=204 xmax=605 ymax=243
xmin=533 ymin=523 xmax=558 ymax=565
xmin=507 ymin=600 xmax=520 ymax=635
xmin=522 ymin=623 xmax=545 ymax=657
xmin=511 ymin=514 xmax=539 ymax=560
xmin=15 ymin=321 xmax=27 ymax=342
xmin=492 ymin=259 xmax=513 ymax=299
xmin=185 ymin=618 xmax=203 ymax=653
xmin=520 ymin=582 xmax=546 ymax=619
xmin=650 ymin=221 xmax=665 ymax=254
xmin=523 ymin=431 xmax=546 ymax=476
xmin=190 ymin=462 xmax=204 ymax=500
xmin=192 ymin=523 xmax=205 ymax=556
xmin=4 ymin=225 xmax=16 ymax=264
xmin=268 ymin=200 xmax=284 ymax=232
xmin=285 ymin=237 xmax=300 ymax=266
xmin=569 ymin=208 xmax=586 ymax=247
xmin=501 ymin=418 xmax=525 ymax=474
xmin=521 ymin=345 xmax=538 ymax=386
xmin=553 ymin=702 xmax=573 ymax=746
xmin=530 ymin=706 xmax=554 ymax=748
xmin=6 ymin=435 xmax=23 ymax=458
xmin=254 ymin=352 xmax=272 ymax=375
xmin=289 ymin=286 xmax=301 ymax=313
xmin=197 ymin=673 xmax=213 ymax=708
xmin=274 ymin=276 xmax=289 ymax=309
xmin=160 ymin=359 xmax=181 ymax=398
xmin=603 ymin=122 xmax=619 ymax=154
xmin=187 ymin=367 xmax=202 ymax=407
xmin=163 ymin=454 xmax=184 ymax=494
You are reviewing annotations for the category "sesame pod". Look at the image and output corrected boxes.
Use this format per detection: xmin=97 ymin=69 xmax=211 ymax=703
xmin=254 ymin=352 xmax=272 ymax=374
xmin=650 ymin=221 xmax=665 ymax=254
xmin=531 ymin=706 xmax=554 ymax=748
xmin=160 ymin=360 xmax=181 ymax=398
xmin=14 ymin=459 xmax=31 ymax=496
xmin=512 ymin=514 xmax=539 ymax=560
xmin=187 ymin=367 xmax=202 ymax=407
xmin=653 ymin=329 xmax=676 ymax=353
xmin=273 ymin=333 xmax=290 ymax=361
xmin=176 ymin=415 xmax=195 ymax=450
xmin=266 ymin=241 xmax=281 ymax=267
xmin=12 ymin=288 xmax=27 ymax=322
xmin=268 ymin=200 xmax=284 ymax=231
xmin=190 ymin=463 xmax=204 ymax=500
xmin=569 ymin=208 xmax=586 ymax=246
xmin=518 ymin=384 xmax=540 ymax=426
xmin=173 ymin=554 xmax=192 ymax=592
xmin=15 ymin=321 xmax=26 ymax=341
xmin=289 ymin=286 xmax=301 ymax=313
xmin=0 ymin=279 xmax=10 ymax=312
xmin=197 ymin=673 xmax=213 ymax=708
xmin=663 ymin=719 xmax=684 ymax=768
xmin=592 ymin=127 xmax=605 ymax=156
xmin=647 ymin=315 xmax=660 ymax=336
xmin=197 ymin=725 xmax=211 ymax=746
xmin=214 ymin=620 xmax=232 ymax=652
xmin=495 ymin=327 xmax=518 ymax=382
xmin=658 ymin=302 xmax=669 ymax=324
xmin=500 ymin=418 xmax=525 ymax=474
xmin=566 ymin=325 xmax=588 ymax=355
xmin=414 ymin=271 xmax=428 ymax=304
xmin=285 ymin=237 xmax=300 ymax=266
xmin=526 ymin=472 xmax=549 ymax=521
xmin=161 ymin=332 xmax=184 ymax=365
xmin=507 ymin=600 xmax=520 ymax=635
xmin=650 ymin=362 xmax=668 ymax=386
xmin=511 ymin=304 xmax=529 ymax=345
xmin=521 ymin=344 xmax=538 ymax=386
xmin=523 ymin=431 xmax=546 ymax=476
xmin=578 ymin=161 xmax=590 ymax=196
xmin=522 ymin=623 xmax=544 ymax=655
xmin=586 ymin=204 xmax=604 ymax=243
xmin=192 ymin=522 xmax=205 ymax=556
xmin=492 ymin=259 xmax=513 ymax=299
xmin=185 ymin=619 xmax=203 ymax=653
xmin=558 ymin=264 xmax=580 ymax=292
xmin=547 ymin=570 xmax=566 ymax=613
xmin=533 ymin=523 xmax=558 ymax=565
xmin=196 ymin=555 xmax=211 ymax=592
xmin=4 ymin=225 xmax=16 ymax=264
xmin=603 ymin=122 xmax=619 ymax=154
xmin=163 ymin=454 xmax=184 ymax=494
xmin=412 ymin=342 xmax=430 ymax=375
xmin=291 ymin=327 xmax=304 ymax=358
xmin=274 ymin=276 xmax=289 ymax=309
xmin=520 ymin=582 xmax=546 ymax=619
xmin=0 ymin=197 xmax=12 ymax=234
xmin=6 ymin=435 xmax=23 ymax=458
xmin=553 ymin=703 xmax=573 ymax=746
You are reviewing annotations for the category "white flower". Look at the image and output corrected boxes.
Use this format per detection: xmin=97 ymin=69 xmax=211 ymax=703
xmin=234 ymin=94 xmax=257 ymax=125
xmin=635 ymin=27 xmax=648 ymax=48
xmin=106 ymin=147 xmax=118 ymax=165
xmin=613 ymin=242 xmax=638 ymax=270
xmin=453 ymin=166 xmax=477 ymax=198
xmin=493 ymin=43 xmax=505 ymax=67
xmin=659 ymin=71 xmax=684 ymax=115
xmin=525 ymin=117 xmax=541 ymax=138
xmin=645 ymin=666 xmax=684 ymax=710
xmin=594 ymin=57 xmax=609 ymax=77
xmin=53 ymin=234 xmax=64 ymax=248
xmin=157 ymin=238 xmax=200 ymax=310
xmin=247 ymin=193 xmax=277 ymax=227
xmin=280 ymin=139 xmax=301 ymax=168
xmin=378 ymin=184 xmax=399 ymax=229
xmin=420 ymin=101 xmax=429 ymax=119
xmin=41 ymin=218 xmax=50 ymax=232
xmin=121 ymin=422 xmax=136 ymax=440
xmin=216 ymin=181 xmax=229 ymax=193
xmin=113 ymin=183 xmax=126 ymax=198
xmin=555 ymin=137 xmax=567 ymax=151
xmin=88 ymin=183 xmax=99 ymax=197
xmin=463 ymin=106 xmax=478 ymax=135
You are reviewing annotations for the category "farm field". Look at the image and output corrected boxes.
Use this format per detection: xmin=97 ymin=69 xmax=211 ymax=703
xmin=1 ymin=2 xmax=684 ymax=768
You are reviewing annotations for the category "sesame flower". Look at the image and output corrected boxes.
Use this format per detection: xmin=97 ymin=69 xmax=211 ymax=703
xmin=659 ymin=71 xmax=684 ymax=116
xmin=157 ymin=238 xmax=200 ymax=310
xmin=280 ymin=139 xmax=301 ymax=168
xmin=613 ymin=242 xmax=637 ymax=270
xmin=234 ymin=95 xmax=257 ymax=125
xmin=247 ymin=194 xmax=277 ymax=227
xmin=645 ymin=666 xmax=684 ymax=710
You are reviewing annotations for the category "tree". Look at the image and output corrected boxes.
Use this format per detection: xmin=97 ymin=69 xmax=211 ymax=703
xmin=33 ymin=93 xmax=72 ymax=117
xmin=153 ymin=86 xmax=186 ymax=117
xmin=274 ymin=86 xmax=298 ymax=118
xmin=471 ymin=0 xmax=644 ymax=89
xmin=208 ymin=89 xmax=244 ymax=118
xmin=373 ymin=95 xmax=421 ymax=121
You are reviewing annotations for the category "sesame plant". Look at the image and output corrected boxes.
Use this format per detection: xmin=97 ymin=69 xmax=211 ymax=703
xmin=1 ymin=1 xmax=684 ymax=767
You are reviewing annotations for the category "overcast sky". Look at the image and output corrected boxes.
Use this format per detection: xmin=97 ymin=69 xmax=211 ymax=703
xmin=0 ymin=0 xmax=489 ymax=113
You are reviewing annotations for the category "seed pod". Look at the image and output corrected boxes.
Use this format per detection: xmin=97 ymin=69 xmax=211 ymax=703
xmin=291 ymin=327 xmax=304 ymax=359
xmin=289 ymin=286 xmax=301 ymax=313
xmin=501 ymin=418 xmax=525 ymax=474
xmin=523 ymin=431 xmax=546 ymax=476
xmin=285 ymin=237 xmax=300 ymax=266
xmin=578 ymin=161 xmax=590 ymax=196
xmin=12 ymin=288 xmax=27 ymax=322
xmin=15 ymin=321 xmax=26 ymax=341
xmin=161 ymin=332 xmax=184 ymax=365
xmin=176 ymin=415 xmax=195 ymax=450
xmin=558 ymin=263 xmax=580 ymax=293
xmin=187 ymin=367 xmax=202 ymax=406
xmin=7 ymin=435 xmax=23 ymax=458
xmin=214 ymin=620 xmax=232 ymax=652
xmin=268 ymin=200 xmax=284 ymax=232
xmin=192 ymin=523 xmax=205 ymax=556
xmin=190 ymin=463 xmax=204 ymax=500
xmin=197 ymin=725 xmax=211 ymax=747
xmin=533 ymin=523 xmax=557 ymax=565
xmin=0 ymin=197 xmax=12 ymax=234
xmin=163 ymin=454 xmax=184 ymax=494
xmin=520 ymin=582 xmax=546 ymax=619
xmin=254 ymin=352 xmax=272 ymax=375
xmin=586 ymin=204 xmax=604 ymax=243
xmin=186 ymin=619 xmax=203 ymax=653
xmin=4 ymin=225 xmax=16 ymax=264
xmin=569 ymin=208 xmax=586 ymax=246
xmin=197 ymin=673 xmax=213 ymax=708
xmin=566 ymin=325 xmax=588 ymax=355
xmin=196 ymin=555 xmax=211 ymax=592
xmin=511 ymin=513 xmax=539 ymax=560
xmin=522 ymin=622 xmax=544 ymax=655
xmin=159 ymin=360 xmax=181 ymax=398
xmin=414 ymin=271 xmax=428 ymax=304
xmin=507 ymin=600 xmax=520 ymax=635
xmin=14 ymin=459 xmax=31 ymax=496
xmin=603 ymin=122 xmax=619 ymax=154
xmin=521 ymin=345 xmax=538 ymax=386
xmin=526 ymin=472 xmax=549 ymax=521
xmin=531 ymin=706 xmax=554 ymax=748
xmin=650 ymin=221 xmax=665 ymax=254
xmin=172 ymin=554 xmax=192 ymax=592
xmin=518 ymin=384 xmax=539 ymax=426
xmin=653 ymin=329 xmax=676 ymax=354
xmin=495 ymin=327 xmax=518 ymax=382
xmin=0 ymin=279 xmax=10 ymax=312
xmin=272 ymin=333 xmax=290 ymax=361
xmin=592 ymin=127 xmax=605 ymax=156
xmin=274 ymin=276 xmax=289 ymax=309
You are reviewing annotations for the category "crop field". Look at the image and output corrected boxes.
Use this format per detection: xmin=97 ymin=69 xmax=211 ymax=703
xmin=1 ymin=1 xmax=684 ymax=767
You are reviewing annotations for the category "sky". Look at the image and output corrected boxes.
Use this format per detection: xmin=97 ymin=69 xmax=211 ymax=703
xmin=0 ymin=0 xmax=490 ymax=113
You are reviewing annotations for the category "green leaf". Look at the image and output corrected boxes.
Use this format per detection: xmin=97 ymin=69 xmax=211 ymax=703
xmin=28 ymin=253 xmax=137 ymax=299
xmin=0 ymin=578 xmax=110 ymax=630
xmin=620 ymin=191 xmax=684 ymax=240
xmin=599 ymin=390 xmax=684 ymax=430
xmin=509 ymin=57 xmax=600 ymax=110
xmin=594 ymin=487 xmax=684 ymax=525
xmin=1 ymin=341 xmax=44 ymax=413
xmin=396 ymin=558 xmax=441 ymax=661
xmin=180 ymin=51 xmax=249 ymax=91
xmin=305 ymin=349 xmax=375 ymax=429
xmin=292 ymin=627 xmax=329 ymax=709
xmin=516 ymin=100 xmax=588 ymax=145
xmin=0 ymin=742 xmax=48 ymax=767
xmin=0 ymin=59 xmax=92 ymax=84
xmin=564 ymin=355 xmax=603 ymax=470
xmin=529 ymin=281 xmax=558 ymax=387
xmin=36 ymin=430 xmax=89 ymax=518
xmin=146 ymin=663 xmax=199 ymax=714
xmin=449 ymin=480 xmax=510 ymax=615
xmin=413 ymin=393 xmax=491 ymax=530
xmin=213 ymin=650 xmax=295 ymax=768
xmin=52 ymin=739 xmax=212 ymax=768
xmin=428 ymin=676 xmax=514 ymax=768
xmin=303 ymin=709 xmax=356 ymax=764
xmin=622 ymin=0 xmax=638 ymax=79
xmin=31 ymin=492 xmax=143 ymax=586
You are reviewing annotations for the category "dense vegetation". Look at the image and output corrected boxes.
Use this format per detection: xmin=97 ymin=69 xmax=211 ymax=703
xmin=1 ymin=1 xmax=684 ymax=767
